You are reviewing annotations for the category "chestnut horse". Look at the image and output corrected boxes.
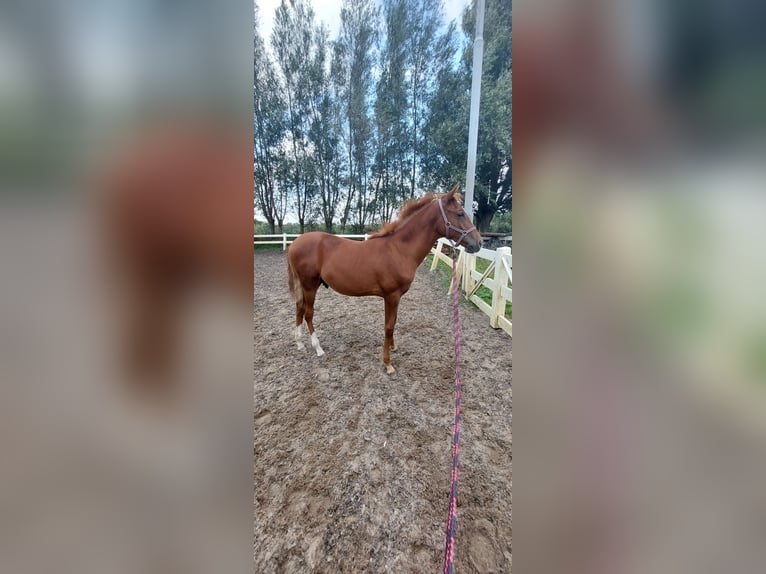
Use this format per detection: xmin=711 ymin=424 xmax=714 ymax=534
xmin=287 ymin=184 xmax=482 ymax=374
xmin=99 ymin=120 xmax=252 ymax=392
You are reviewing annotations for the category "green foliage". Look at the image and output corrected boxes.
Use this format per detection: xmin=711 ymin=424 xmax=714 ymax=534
xmin=421 ymin=53 xmax=470 ymax=190
xmin=490 ymin=211 xmax=512 ymax=233
xmin=253 ymin=243 xmax=283 ymax=252
xmin=254 ymin=220 xmax=272 ymax=234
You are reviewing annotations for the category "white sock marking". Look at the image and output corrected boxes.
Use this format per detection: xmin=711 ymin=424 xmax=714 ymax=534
xmin=311 ymin=332 xmax=325 ymax=356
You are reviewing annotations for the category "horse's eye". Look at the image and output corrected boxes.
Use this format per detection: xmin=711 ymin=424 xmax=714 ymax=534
xmin=457 ymin=211 xmax=465 ymax=217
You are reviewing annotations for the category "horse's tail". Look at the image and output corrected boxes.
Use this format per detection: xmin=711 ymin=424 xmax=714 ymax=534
xmin=287 ymin=256 xmax=303 ymax=306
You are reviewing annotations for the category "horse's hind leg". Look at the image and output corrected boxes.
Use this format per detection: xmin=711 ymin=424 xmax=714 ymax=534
xmin=303 ymin=288 xmax=324 ymax=357
xmin=288 ymin=256 xmax=306 ymax=350
xmin=294 ymin=302 xmax=305 ymax=350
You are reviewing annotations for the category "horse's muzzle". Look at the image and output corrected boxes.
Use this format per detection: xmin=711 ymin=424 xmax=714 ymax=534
xmin=464 ymin=238 xmax=482 ymax=253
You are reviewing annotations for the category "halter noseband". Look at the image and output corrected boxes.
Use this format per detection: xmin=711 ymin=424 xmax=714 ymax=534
xmin=436 ymin=196 xmax=476 ymax=248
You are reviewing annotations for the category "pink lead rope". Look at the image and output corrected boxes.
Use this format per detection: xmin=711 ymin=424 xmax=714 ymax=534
xmin=443 ymin=247 xmax=463 ymax=574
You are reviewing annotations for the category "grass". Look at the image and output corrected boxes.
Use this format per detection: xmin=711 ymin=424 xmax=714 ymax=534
xmin=475 ymin=257 xmax=491 ymax=273
xmin=472 ymin=257 xmax=512 ymax=318
xmin=424 ymin=254 xmax=512 ymax=320
xmin=253 ymin=243 xmax=284 ymax=252
xmin=426 ymin=255 xmax=456 ymax=291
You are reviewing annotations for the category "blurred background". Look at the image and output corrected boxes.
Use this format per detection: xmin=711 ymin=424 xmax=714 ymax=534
xmin=514 ymin=0 xmax=766 ymax=572
xmin=0 ymin=1 xmax=253 ymax=572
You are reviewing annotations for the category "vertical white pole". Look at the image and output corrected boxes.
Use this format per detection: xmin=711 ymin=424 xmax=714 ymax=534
xmin=463 ymin=0 xmax=485 ymax=224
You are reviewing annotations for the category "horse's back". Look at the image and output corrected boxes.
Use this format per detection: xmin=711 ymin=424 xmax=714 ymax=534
xmin=289 ymin=232 xmax=360 ymax=260
xmin=290 ymin=231 xmax=331 ymax=248
xmin=288 ymin=232 xmax=326 ymax=263
xmin=289 ymin=232 xmax=369 ymax=280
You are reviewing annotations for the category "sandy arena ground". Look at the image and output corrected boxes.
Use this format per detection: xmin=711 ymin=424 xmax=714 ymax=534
xmin=254 ymin=250 xmax=512 ymax=572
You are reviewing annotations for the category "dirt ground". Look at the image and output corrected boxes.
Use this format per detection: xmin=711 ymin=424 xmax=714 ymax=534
xmin=254 ymin=250 xmax=512 ymax=573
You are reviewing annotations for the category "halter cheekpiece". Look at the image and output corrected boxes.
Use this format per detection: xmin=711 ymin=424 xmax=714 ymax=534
xmin=436 ymin=196 xmax=476 ymax=248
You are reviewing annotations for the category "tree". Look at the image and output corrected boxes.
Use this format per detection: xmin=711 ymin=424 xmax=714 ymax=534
xmin=405 ymin=0 xmax=454 ymax=199
xmin=334 ymin=0 xmax=379 ymax=232
xmin=253 ymin=9 xmax=286 ymax=233
xmin=254 ymin=0 xmax=510 ymax=232
xmin=465 ymin=0 xmax=512 ymax=230
xmin=421 ymin=59 xmax=470 ymax=189
xmin=272 ymin=0 xmax=319 ymax=233
xmin=307 ymin=25 xmax=343 ymax=232
xmin=372 ymin=0 xmax=410 ymax=223
xmin=423 ymin=0 xmax=512 ymax=231
xmin=371 ymin=0 xmax=454 ymax=222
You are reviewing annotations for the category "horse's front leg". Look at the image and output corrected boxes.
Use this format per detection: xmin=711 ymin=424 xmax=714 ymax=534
xmin=382 ymin=294 xmax=401 ymax=374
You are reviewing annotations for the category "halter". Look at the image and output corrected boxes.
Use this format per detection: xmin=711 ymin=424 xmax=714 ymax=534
xmin=437 ymin=197 xmax=476 ymax=248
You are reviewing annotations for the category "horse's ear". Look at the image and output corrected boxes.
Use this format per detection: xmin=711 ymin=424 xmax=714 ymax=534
xmin=446 ymin=184 xmax=460 ymax=203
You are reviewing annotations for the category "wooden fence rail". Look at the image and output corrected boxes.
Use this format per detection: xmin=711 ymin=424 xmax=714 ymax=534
xmin=430 ymin=238 xmax=512 ymax=336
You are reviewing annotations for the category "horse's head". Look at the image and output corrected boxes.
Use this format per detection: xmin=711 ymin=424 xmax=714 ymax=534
xmin=437 ymin=184 xmax=483 ymax=253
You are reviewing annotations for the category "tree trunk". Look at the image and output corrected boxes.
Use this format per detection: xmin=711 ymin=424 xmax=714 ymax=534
xmin=475 ymin=208 xmax=495 ymax=233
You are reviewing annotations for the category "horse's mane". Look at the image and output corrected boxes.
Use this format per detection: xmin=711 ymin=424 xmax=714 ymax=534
xmin=369 ymin=193 xmax=436 ymax=238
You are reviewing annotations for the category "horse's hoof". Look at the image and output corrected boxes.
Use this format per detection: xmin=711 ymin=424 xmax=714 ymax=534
xmin=316 ymin=348 xmax=325 ymax=357
xmin=296 ymin=342 xmax=305 ymax=351
xmin=385 ymin=364 xmax=396 ymax=375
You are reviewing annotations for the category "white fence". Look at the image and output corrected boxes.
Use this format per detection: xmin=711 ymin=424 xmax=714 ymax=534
xmin=254 ymin=233 xmax=369 ymax=250
xmin=430 ymin=238 xmax=512 ymax=336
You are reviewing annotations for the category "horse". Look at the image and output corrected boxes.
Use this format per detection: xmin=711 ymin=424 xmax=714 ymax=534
xmin=98 ymin=119 xmax=253 ymax=394
xmin=287 ymin=184 xmax=482 ymax=374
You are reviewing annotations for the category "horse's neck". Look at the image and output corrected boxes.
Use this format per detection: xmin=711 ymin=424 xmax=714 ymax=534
xmin=387 ymin=202 xmax=442 ymax=266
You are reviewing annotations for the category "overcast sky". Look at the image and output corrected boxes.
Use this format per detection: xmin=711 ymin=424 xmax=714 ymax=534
xmin=256 ymin=0 xmax=470 ymax=45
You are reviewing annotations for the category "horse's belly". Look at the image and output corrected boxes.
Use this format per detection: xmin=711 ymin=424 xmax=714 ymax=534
xmin=325 ymin=273 xmax=382 ymax=297
xmin=318 ymin=239 xmax=410 ymax=297
xmin=320 ymin=256 xmax=383 ymax=296
xmin=324 ymin=266 xmax=410 ymax=298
